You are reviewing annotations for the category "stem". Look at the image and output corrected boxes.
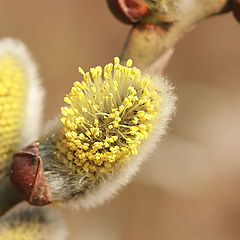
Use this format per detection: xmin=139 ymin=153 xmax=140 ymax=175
xmin=0 ymin=176 xmax=23 ymax=216
xmin=121 ymin=0 xmax=232 ymax=68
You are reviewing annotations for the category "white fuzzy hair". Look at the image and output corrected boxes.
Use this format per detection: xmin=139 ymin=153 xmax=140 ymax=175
xmin=69 ymin=74 xmax=176 ymax=209
xmin=0 ymin=37 xmax=44 ymax=149
xmin=180 ymin=0 xmax=197 ymax=14
xmin=158 ymin=0 xmax=196 ymax=17
xmin=41 ymin=206 xmax=68 ymax=240
xmin=0 ymin=204 xmax=68 ymax=240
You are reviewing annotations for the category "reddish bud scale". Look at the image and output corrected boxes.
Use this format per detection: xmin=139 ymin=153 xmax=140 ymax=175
xmin=10 ymin=143 xmax=52 ymax=206
xmin=107 ymin=0 xmax=150 ymax=24
xmin=233 ymin=0 xmax=240 ymax=23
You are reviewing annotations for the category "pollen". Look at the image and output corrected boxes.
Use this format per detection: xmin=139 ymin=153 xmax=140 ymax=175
xmin=50 ymin=58 xmax=161 ymax=178
xmin=0 ymin=55 xmax=27 ymax=178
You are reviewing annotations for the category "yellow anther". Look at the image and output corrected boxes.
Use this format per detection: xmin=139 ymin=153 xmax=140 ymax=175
xmin=75 ymin=116 xmax=84 ymax=124
xmin=119 ymin=105 xmax=124 ymax=112
xmin=94 ymin=119 xmax=99 ymax=126
xmin=139 ymin=124 xmax=147 ymax=131
xmin=82 ymin=107 xmax=87 ymax=113
xmin=84 ymin=72 xmax=91 ymax=81
xmin=65 ymin=131 xmax=77 ymax=141
xmin=91 ymin=87 xmax=96 ymax=93
xmin=126 ymin=59 xmax=133 ymax=68
xmin=64 ymin=97 xmax=71 ymax=104
xmin=79 ymin=133 xmax=86 ymax=140
xmin=114 ymin=57 xmax=120 ymax=65
xmin=85 ymin=130 xmax=91 ymax=137
xmin=93 ymin=104 xmax=99 ymax=111
xmin=78 ymin=67 xmax=85 ymax=75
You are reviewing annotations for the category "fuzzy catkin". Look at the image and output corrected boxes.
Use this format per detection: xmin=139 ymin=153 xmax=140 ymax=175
xmin=38 ymin=57 xmax=176 ymax=208
xmin=0 ymin=205 xmax=67 ymax=240
xmin=0 ymin=38 xmax=44 ymax=181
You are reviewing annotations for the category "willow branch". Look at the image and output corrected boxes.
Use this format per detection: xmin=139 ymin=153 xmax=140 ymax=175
xmin=120 ymin=0 xmax=232 ymax=68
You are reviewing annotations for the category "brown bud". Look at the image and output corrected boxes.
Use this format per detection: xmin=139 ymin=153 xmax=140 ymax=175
xmin=10 ymin=143 xmax=52 ymax=206
xmin=107 ymin=0 xmax=150 ymax=24
xmin=233 ymin=0 xmax=240 ymax=23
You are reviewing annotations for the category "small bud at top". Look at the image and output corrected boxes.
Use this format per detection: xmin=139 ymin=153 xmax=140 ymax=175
xmin=107 ymin=0 xmax=150 ymax=24
xmin=233 ymin=0 xmax=240 ymax=23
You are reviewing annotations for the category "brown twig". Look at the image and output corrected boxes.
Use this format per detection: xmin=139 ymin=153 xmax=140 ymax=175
xmin=113 ymin=0 xmax=233 ymax=68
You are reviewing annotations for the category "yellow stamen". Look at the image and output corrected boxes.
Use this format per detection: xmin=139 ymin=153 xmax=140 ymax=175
xmin=51 ymin=58 xmax=161 ymax=179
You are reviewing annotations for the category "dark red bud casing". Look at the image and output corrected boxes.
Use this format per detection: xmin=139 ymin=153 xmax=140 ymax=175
xmin=10 ymin=143 xmax=52 ymax=206
xmin=107 ymin=0 xmax=150 ymax=24
xmin=233 ymin=0 xmax=240 ymax=23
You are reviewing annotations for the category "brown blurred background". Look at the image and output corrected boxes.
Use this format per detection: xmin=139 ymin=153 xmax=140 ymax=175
xmin=1 ymin=1 xmax=240 ymax=239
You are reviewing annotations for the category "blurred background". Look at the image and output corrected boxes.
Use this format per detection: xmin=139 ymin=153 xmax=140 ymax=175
xmin=0 ymin=1 xmax=240 ymax=239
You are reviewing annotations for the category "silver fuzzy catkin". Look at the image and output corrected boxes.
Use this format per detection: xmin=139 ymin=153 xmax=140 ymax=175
xmin=38 ymin=58 xmax=176 ymax=208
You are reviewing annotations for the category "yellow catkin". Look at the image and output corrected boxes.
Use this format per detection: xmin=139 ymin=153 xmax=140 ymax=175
xmin=52 ymin=57 xmax=161 ymax=178
xmin=0 ymin=55 xmax=27 ymax=179
xmin=0 ymin=207 xmax=63 ymax=240
xmin=0 ymin=222 xmax=47 ymax=240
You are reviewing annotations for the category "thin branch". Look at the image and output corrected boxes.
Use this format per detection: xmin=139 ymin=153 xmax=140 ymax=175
xmin=121 ymin=0 xmax=232 ymax=68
